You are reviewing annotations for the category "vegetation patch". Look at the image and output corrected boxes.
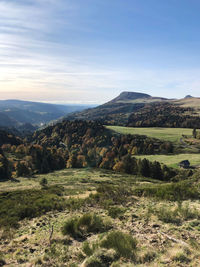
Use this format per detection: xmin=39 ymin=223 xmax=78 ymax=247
xmin=100 ymin=231 xmax=137 ymax=260
xmin=107 ymin=206 xmax=126 ymax=219
xmin=62 ymin=213 xmax=111 ymax=239
xmin=149 ymin=202 xmax=200 ymax=225
xmin=0 ymin=185 xmax=65 ymax=228
xmin=82 ymin=248 xmax=117 ymax=267
xmin=134 ymin=181 xmax=199 ymax=201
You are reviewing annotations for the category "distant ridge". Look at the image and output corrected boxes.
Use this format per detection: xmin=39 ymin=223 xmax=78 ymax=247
xmin=0 ymin=99 xmax=93 ymax=132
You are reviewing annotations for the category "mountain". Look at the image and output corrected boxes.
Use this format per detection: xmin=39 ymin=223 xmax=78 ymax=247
xmin=66 ymin=91 xmax=168 ymax=125
xmin=65 ymin=91 xmax=200 ymax=128
xmin=0 ymin=99 xmax=93 ymax=131
xmin=110 ymin=91 xmax=151 ymax=103
xmin=184 ymin=95 xmax=193 ymax=99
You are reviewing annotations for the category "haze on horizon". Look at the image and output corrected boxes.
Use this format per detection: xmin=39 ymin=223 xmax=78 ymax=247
xmin=1 ymin=0 xmax=200 ymax=104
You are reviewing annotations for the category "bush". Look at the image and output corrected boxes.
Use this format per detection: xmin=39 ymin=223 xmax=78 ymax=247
xmin=62 ymin=213 xmax=111 ymax=239
xmin=107 ymin=206 xmax=125 ymax=219
xmin=83 ymin=248 xmax=117 ymax=267
xmin=40 ymin=177 xmax=48 ymax=188
xmin=82 ymin=241 xmax=96 ymax=257
xmin=100 ymin=231 xmax=137 ymax=260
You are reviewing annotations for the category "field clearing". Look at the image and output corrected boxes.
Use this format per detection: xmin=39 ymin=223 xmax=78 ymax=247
xmin=135 ymin=153 xmax=200 ymax=168
xmin=107 ymin=125 xmax=193 ymax=143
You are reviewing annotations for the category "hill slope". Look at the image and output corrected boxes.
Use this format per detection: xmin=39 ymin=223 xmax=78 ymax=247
xmin=66 ymin=91 xmax=168 ymax=125
xmin=66 ymin=92 xmax=200 ymax=128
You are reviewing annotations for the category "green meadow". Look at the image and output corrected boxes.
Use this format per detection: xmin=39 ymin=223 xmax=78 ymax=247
xmin=135 ymin=153 xmax=200 ymax=168
xmin=107 ymin=126 xmax=193 ymax=143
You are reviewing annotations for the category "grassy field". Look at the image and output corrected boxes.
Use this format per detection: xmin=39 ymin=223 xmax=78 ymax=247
xmin=107 ymin=125 xmax=193 ymax=143
xmin=135 ymin=153 xmax=200 ymax=168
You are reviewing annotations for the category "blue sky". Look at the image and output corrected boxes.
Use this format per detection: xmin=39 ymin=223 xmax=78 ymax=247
xmin=1 ymin=0 xmax=200 ymax=104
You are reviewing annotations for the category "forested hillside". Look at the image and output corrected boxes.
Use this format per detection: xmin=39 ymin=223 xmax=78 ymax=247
xmin=66 ymin=92 xmax=200 ymax=128
xmin=128 ymin=102 xmax=200 ymax=128
xmin=0 ymin=120 xmax=176 ymax=181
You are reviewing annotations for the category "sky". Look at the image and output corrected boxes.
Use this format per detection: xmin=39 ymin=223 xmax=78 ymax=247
xmin=1 ymin=0 xmax=200 ymax=104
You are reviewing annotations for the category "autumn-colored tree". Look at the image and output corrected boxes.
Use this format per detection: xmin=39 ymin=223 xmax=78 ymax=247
xmin=16 ymin=161 xmax=31 ymax=177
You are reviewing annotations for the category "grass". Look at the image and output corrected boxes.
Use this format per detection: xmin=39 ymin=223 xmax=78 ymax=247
xmin=0 ymin=168 xmax=138 ymax=193
xmin=1 ymin=167 xmax=200 ymax=266
xmin=107 ymin=125 xmax=193 ymax=143
xmin=135 ymin=153 xmax=200 ymax=168
xmin=151 ymin=202 xmax=200 ymax=225
xmin=133 ymin=181 xmax=200 ymax=201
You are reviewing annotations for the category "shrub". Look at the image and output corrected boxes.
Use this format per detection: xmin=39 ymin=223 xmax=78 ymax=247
xmin=83 ymin=248 xmax=117 ymax=267
xmin=62 ymin=217 xmax=79 ymax=238
xmin=62 ymin=213 xmax=111 ymax=239
xmin=82 ymin=241 xmax=95 ymax=257
xmin=66 ymin=197 xmax=85 ymax=211
xmin=100 ymin=231 xmax=137 ymax=260
xmin=40 ymin=177 xmax=48 ymax=188
xmin=139 ymin=250 xmax=157 ymax=263
xmin=107 ymin=206 xmax=125 ymax=219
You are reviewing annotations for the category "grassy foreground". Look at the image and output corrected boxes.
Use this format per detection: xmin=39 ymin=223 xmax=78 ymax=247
xmin=0 ymin=168 xmax=200 ymax=266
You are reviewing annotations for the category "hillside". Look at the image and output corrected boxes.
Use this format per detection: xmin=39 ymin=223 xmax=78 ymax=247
xmin=127 ymin=102 xmax=200 ymax=128
xmin=66 ymin=91 xmax=167 ymax=125
xmin=0 ymin=112 xmax=19 ymax=128
xmin=66 ymin=92 xmax=200 ymax=128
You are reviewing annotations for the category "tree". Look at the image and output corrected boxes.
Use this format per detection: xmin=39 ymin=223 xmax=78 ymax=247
xmin=138 ymin=158 xmax=150 ymax=177
xmin=0 ymin=153 xmax=10 ymax=180
xmin=16 ymin=161 xmax=31 ymax=177
xmin=40 ymin=177 xmax=48 ymax=188
xmin=193 ymin=128 xmax=197 ymax=138
xmin=150 ymin=161 xmax=163 ymax=180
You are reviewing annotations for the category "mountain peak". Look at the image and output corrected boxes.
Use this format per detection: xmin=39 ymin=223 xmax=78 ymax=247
xmin=184 ymin=95 xmax=193 ymax=99
xmin=111 ymin=91 xmax=151 ymax=102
